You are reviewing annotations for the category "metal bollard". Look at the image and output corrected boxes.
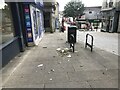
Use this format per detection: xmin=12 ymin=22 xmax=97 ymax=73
xmin=85 ymin=34 xmax=94 ymax=52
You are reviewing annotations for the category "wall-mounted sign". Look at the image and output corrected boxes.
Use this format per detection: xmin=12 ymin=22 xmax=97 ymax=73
xmin=24 ymin=4 xmax=33 ymax=44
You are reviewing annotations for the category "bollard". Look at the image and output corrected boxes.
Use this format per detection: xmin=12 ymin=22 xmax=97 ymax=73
xmin=85 ymin=34 xmax=94 ymax=52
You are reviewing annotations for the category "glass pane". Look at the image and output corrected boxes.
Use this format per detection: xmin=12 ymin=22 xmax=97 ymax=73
xmin=0 ymin=1 xmax=14 ymax=45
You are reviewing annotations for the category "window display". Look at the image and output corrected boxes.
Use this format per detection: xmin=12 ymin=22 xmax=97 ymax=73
xmin=0 ymin=2 xmax=14 ymax=44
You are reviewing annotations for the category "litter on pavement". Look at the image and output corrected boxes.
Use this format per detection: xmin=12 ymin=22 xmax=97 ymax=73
xmin=106 ymin=68 xmax=108 ymax=71
xmin=75 ymin=51 xmax=78 ymax=53
xmin=67 ymin=54 xmax=72 ymax=58
xmin=51 ymin=69 xmax=55 ymax=72
xmin=58 ymin=62 xmax=62 ymax=64
xmin=56 ymin=48 xmax=74 ymax=57
xmin=50 ymin=78 xmax=53 ymax=81
xmin=56 ymin=48 xmax=61 ymax=51
xmin=37 ymin=64 xmax=43 ymax=67
xmin=61 ymin=50 xmax=65 ymax=53
xmin=48 ymin=72 xmax=51 ymax=74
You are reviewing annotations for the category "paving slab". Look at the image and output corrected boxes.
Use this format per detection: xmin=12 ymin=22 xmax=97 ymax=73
xmin=45 ymin=81 xmax=90 ymax=88
xmin=2 ymin=31 xmax=118 ymax=88
xmin=88 ymin=79 xmax=118 ymax=88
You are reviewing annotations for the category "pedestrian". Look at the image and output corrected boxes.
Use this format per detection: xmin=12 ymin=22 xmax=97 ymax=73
xmin=61 ymin=17 xmax=65 ymax=32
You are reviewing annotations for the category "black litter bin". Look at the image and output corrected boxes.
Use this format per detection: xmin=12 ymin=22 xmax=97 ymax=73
xmin=68 ymin=26 xmax=77 ymax=43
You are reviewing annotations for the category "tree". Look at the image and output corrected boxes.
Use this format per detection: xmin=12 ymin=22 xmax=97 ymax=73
xmin=63 ymin=0 xmax=84 ymax=19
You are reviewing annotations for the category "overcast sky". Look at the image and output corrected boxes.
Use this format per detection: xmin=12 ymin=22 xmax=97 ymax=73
xmin=0 ymin=0 xmax=103 ymax=10
xmin=57 ymin=0 xmax=103 ymax=11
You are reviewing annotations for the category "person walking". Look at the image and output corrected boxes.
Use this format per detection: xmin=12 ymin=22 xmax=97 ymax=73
xmin=61 ymin=17 xmax=65 ymax=32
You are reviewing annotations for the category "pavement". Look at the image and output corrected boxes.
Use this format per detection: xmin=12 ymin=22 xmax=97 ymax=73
xmin=1 ymin=31 xmax=118 ymax=88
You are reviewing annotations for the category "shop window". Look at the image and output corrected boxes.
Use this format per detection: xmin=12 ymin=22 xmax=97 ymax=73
xmin=0 ymin=2 xmax=14 ymax=44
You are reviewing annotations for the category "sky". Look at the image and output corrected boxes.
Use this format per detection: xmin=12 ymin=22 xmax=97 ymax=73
xmin=0 ymin=0 xmax=6 ymax=9
xmin=0 ymin=0 xmax=103 ymax=10
xmin=57 ymin=0 xmax=103 ymax=11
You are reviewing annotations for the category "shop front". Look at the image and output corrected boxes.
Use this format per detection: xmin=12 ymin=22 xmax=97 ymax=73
xmin=1 ymin=2 xmax=25 ymax=67
xmin=101 ymin=8 xmax=120 ymax=33
xmin=22 ymin=2 xmax=44 ymax=46
xmin=1 ymin=1 xmax=44 ymax=68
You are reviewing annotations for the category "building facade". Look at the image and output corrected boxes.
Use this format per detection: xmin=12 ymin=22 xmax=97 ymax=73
xmin=43 ymin=1 xmax=59 ymax=33
xmin=77 ymin=6 xmax=102 ymax=30
xmin=101 ymin=0 xmax=120 ymax=32
xmin=55 ymin=2 xmax=60 ymax=29
xmin=84 ymin=6 xmax=102 ymax=20
xmin=1 ymin=1 xmax=44 ymax=68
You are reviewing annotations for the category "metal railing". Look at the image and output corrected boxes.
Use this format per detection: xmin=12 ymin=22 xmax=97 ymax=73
xmin=85 ymin=34 xmax=94 ymax=52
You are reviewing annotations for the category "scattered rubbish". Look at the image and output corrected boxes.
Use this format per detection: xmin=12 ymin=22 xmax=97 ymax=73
xmin=75 ymin=51 xmax=78 ymax=53
xmin=68 ymin=60 xmax=70 ymax=62
xmin=51 ymin=69 xmax=55 ymax=72
xmin=43 ymin=47 xmax=47 ymax=48
xmin=67 ymin=54 xmax=72 ymax=58
xmin=56 ymin=48 xmax=61 ymax=51
xmin=64 ymin=48 xmax=69 ymax=52
xmin=56 ymin=47 xmax=74 ymax=57
xmin=61 ymin=50 xmax=65 ymax=53
xmin=37 ymin=64 xmax=43 ymax=67
xmin=58 ymin=62 xmax=62 ymax=64
xmin=50 ymin=78 xmax=53 ymax=81
xmin=48 ymin=72 xmax=51 ymax=74
xmin=36 ymin=71 xmax=38 ymax=72
xmin=106 ymin=68 xmax=108 ymax=71
xmin=80 ymin=65 xmax=83 ymax=67
xmin=112 ymin=51 xmax=115 ymax=52
xmin=69 ymin=48 xmax=73 ymax=52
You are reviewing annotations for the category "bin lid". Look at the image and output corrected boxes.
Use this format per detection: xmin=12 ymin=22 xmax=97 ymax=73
xmin=68 ymin=25 xmax=77 ymax=28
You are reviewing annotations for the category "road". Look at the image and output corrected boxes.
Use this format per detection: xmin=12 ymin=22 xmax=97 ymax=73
xmin=64 ymin=22 xmax=119 ymax=55
xmin=77 ymin=30 xmax=119 ymax=55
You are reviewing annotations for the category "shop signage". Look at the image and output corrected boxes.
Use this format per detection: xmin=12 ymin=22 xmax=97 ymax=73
xmin=24 ymin=4 xmax=33 ymax=43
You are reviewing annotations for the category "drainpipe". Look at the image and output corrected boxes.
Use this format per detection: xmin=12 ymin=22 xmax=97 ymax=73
xmin=15 ymin=3 xmax=25 ymax=51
